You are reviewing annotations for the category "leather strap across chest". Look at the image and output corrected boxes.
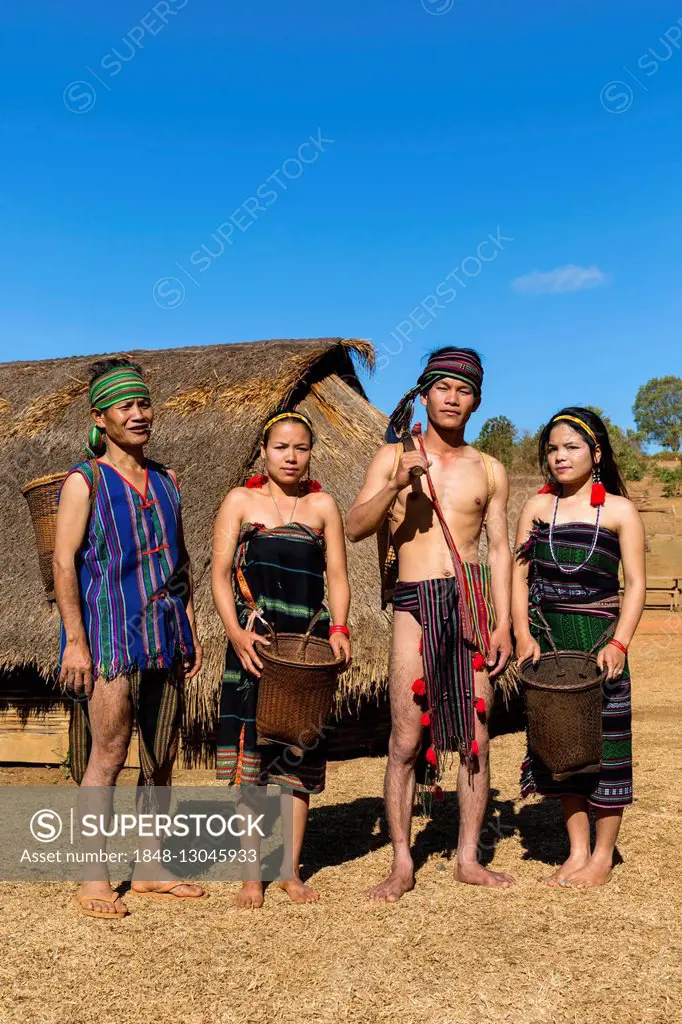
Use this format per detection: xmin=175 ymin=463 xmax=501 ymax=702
xmin=414 ymin=431 xmax=476 ymax=645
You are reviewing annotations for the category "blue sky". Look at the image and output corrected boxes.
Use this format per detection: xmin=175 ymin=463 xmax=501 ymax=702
xmin=1 ymin=0 xmax=680 ymax=438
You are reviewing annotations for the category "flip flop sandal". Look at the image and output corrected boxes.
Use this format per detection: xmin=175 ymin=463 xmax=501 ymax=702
xmin=130 ymin=882 xmax=207 ymax=900
xmin=73 ymin=892 xmax=129 ymax=919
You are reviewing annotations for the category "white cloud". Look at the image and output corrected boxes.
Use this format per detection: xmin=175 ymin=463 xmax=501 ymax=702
xmin=511 ymin=264 xmax=611 ymax=295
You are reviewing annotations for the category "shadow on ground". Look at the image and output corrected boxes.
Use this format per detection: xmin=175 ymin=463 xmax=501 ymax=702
xmin=300 ymin=786 xmax=572 ymax=880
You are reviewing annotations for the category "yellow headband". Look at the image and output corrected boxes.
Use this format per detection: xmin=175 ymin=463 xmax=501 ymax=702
xmin=550 ymin=415 xmax=598 ymax=446
xmin=261 ymin=411 xmax=313 ymax=440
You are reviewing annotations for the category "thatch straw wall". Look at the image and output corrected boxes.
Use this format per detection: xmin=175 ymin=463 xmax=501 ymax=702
xmin=0 ymin=338 xmax=391 ymax=724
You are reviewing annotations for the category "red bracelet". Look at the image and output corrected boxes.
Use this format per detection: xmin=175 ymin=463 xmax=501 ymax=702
xmin=609 ymin=638 xmax=628 ymax=654
xmin=329 ymin=625 xmax=350 ymax=639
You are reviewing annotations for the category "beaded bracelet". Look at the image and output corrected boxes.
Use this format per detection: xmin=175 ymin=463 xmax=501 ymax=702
xmin=329 ymin=625 xmax=351 ymax=639
xmin=609 ymin=638 xmax=628 ymax=655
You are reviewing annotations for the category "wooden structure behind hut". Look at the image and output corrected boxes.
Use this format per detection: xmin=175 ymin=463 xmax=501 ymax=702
xmin=0 ymin=338 xmax=395 ymax=762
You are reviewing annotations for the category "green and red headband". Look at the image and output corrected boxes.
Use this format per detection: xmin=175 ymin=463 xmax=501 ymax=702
xmin=86 ymin=367 xmax=150 ymax=456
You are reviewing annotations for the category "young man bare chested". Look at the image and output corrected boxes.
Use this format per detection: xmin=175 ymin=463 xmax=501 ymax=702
xmin=346 ymin=347 xmax=514 ymax=901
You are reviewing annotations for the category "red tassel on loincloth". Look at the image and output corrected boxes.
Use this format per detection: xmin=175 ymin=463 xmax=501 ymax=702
xmin=472 ymin=652 xmax=486 ymax=672
xmin=474 ymin=697 xmax=486 ymax=714
xmin=420 ymin=712 xmax=431 ymax=727
xmin=411 ymin=678 xmax=426 ymax=696
xmin=425 ymin=746 xmax=438 ymax=766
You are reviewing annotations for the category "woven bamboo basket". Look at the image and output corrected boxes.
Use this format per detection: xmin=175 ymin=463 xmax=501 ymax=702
xmin=20 ymin=473 xmax=67 ymax=600
xmin=254 ymin=616 xmax=344 ymax=755
xmin=519 ymin=648 xmax=606 ymax=781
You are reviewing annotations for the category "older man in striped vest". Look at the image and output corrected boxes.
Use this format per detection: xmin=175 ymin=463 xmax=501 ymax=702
xmin=54 ymin=357 xmax=204 ymax=917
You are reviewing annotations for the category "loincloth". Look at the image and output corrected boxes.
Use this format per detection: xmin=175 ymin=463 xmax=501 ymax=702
xmin=393 ymin=566 xmax=496 ymax=764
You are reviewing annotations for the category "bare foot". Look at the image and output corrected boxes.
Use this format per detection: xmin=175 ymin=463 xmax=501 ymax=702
xmin=367 ymin=867 xmax=415 ymax=902
xmin=234 ymin=881 xmax=264 ymax=908
xmin=77 ymin=881 xmax=128 ymax=916
xmin=279 ymin=878 xmax=319 ymax=904
xmin=544 ymin=852 xmax=590 ymax=887
xmin=561 ymin=854 xmax=614 ymax=888
xmin=455 ymin=861 xmax=515 ymax=888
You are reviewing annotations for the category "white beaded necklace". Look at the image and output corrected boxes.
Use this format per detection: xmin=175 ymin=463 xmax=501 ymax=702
xmin=548 ymin=494 xmax=601 ymax=575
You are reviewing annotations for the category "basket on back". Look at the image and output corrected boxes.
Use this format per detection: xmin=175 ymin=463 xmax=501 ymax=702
xmin=519 ymin=613 xmax=612 ymax=781
xmin=21 ymin=461 xmax=99 ymax=602
xmin=254 ymin=611 xmax=343 ymax=755
xmin=20 ymin=473 xmax=68 ymax=601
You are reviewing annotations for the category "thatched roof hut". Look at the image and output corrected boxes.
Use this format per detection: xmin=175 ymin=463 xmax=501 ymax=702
xmin=0 ymin=338 xmax=392 ymax=741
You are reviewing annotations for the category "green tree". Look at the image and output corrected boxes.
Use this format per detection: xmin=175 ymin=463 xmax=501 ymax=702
xmin=653 ymin=463 xmax=682 ymax=497
xmin=633 ymin=376 xmax=682 ymax=452
xmin=512 ymin=430 xmax=541 ymax=475
xmin=587 ymin=407 xmax=645 ymax=481
xmin=476 ymin=415 xmax=517 ymax=470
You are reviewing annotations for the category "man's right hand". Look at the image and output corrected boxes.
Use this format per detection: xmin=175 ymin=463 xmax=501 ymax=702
xmin=60 ymin=639 xmax=94 ymax=697
xmin=393 ymin=450 xmax=431 ymax=491
xmin=229 ymin=626 xmax=270 ymax=678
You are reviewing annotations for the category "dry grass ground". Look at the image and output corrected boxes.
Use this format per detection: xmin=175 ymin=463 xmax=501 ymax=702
xmin=1 ymin=630 xmax=681 ymax=1024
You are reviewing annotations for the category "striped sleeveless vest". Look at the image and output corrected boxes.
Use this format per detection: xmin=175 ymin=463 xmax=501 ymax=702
xmin=58 ymin=458 xmax=194 ymax=680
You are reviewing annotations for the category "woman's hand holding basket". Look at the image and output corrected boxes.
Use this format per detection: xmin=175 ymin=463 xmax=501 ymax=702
xmin=515 ymin=633 xmax=541 ymax=668
xmin=597 ymin=642 xmax=626 ymax=682
xmin=329 ymin=631 xmax=352 ymax=669
xmin=230 ymin=626 xmax=270 ymax=678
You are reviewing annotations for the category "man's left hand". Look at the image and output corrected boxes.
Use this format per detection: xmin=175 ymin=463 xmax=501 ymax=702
xmin=184 ymin=638 xmax=204 ymax=680
xmin=486 ymin=628 xmax=512 ymax=679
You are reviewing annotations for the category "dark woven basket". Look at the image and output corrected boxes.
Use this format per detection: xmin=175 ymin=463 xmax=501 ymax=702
xmin=20 ymin=472 xmax=67 ymax=600
xmin=520 ymin=649 xmax=607 ymax=781
xmin=254 ymin=616 xmax=344 ymax=755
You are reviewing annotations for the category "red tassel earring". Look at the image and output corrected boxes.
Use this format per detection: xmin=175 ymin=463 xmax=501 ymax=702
xmin=299 ymin=460 xmax=323 ymax=494
xmin=245 ymin=457 xmax=268 ymax=488
xmin=590 ymin=464 xmax=606 ymax=507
